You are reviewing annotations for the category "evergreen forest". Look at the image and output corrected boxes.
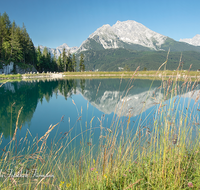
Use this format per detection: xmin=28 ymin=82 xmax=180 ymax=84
xmin=0 ymin=12 xmax=84 ymax=73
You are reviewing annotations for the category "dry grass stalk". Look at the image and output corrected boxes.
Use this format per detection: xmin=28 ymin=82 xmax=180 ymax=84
xmin=12 ymin=106 xmax=23 ymax=141
xmin=72 ymin=99 xmax=76 ymax=106
xmin=96 ymin=82 xmax=101 ymax=96
xmin=156 ymin=48 xmax=170 ymax=74
xmin=103 ymin=147 xmax=107 ymax=176
xmin=34 ymin=171 xmax=50 ymax=190
xmin=176 ymin=53 xmax=183 ymax=71
xmin=131 ymin=66 xmax=140 ymax=79
xmin=38 ymin=123 xmax=59 ymax=143
xmin=0 ymin=81 xmax=8 ymax=88
xmin=123 ymin=178 xmax=144 ymax=190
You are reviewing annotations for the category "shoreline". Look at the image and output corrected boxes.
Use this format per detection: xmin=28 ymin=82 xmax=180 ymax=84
xmin=0 ymin=70 xmax=199 ymax=82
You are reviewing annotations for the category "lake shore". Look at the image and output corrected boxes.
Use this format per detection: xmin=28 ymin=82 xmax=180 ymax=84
xmin=0 ymin=70 xmax=200 ymax=82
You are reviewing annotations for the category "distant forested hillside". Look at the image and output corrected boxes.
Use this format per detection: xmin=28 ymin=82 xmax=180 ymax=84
xmin=79 ymin=49 xmax=200 ymax=71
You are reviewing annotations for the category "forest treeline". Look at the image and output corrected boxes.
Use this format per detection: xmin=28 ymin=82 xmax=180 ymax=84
xmin=0 ymin=12 xmax=84 ymax=73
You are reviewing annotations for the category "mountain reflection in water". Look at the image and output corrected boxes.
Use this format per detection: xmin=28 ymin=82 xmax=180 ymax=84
xmin=0 ymin=78 xmax=199 ymax=146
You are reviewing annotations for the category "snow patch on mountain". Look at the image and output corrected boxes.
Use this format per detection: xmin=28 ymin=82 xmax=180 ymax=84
xmin=39 ymin=43 xmax=78 ymax=58
xmin=89 ymin=24 xmax=120 ymax=49
xmin=112 ymin=20 xmax=167 ymax=49
xmin=77 ymin=20 xmax=168 ymax=52
xmin=179 ymin=34 xmax=200 ymax=46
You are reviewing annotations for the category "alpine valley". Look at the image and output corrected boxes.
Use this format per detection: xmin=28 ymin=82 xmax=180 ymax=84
xmin=41 ymin=20 xmax=200 ymax=71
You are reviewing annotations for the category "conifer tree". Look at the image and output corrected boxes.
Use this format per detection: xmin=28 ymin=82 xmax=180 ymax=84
xmin=79 ymin=53 xmax=85 ymax=72
xmin=0 ymin=12 xmax=11 ymax=60
xmin=10 ymin=21 xmax=23 ymax=62
xmin=53 ymin=49 xmax=57 ymax=62
xmin=58 ymin=55 xmax=63 ymax=72
xmin=0 ymin=12 xmax=35 ymax=66
xmin=62 ymin=47 xmax=67 ymax=71
xmin=36 ymin=46 xmax=43 ymax=72
xmin=72 ymin=54 xmax=76 ymax=72
xmin=67 ymin=50 xmax=73 ymax=72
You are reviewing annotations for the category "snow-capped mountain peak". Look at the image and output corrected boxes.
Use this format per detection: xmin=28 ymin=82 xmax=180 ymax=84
xmin=77 ymin=20 xmax=168 ymax=52
xmin=57 ymin=43 xmax=70 ymax=49
xmin=38 ymin=43 xmax=78 ymax=58
xmin=179 ymin=34 xmax=200 ymax=46
xmin=112 ymin=20 xmax=167 ymax=48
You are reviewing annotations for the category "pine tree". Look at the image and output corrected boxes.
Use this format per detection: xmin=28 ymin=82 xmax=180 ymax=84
xmin=53 ymin=49 xmax=57 ymax=63
xmin=62 ymin=47 xmax=67 ymax=71
xmin=20 ymin=23 xmax=29 ymax=63
xmin=72 ymin=54 xmax=76 ymax=72
xmin=0 ymin=12 xmax=11 ymax=60
xmin=10 ymin=21 xmax=23 ymax=62
xmin=0 ymin=12 xmax=35 ymax=66
xmin=58 ymin=55 xmax=63 ymax=72
xmin=43 ymin=47 xmax=48 ymax=58
xmin=79 ymin=53 xmax=85 ymax=72
xmin=67 ymin=50 xmax=73 ymax=72
xmin=36 ymin=46 xmax=43 ymax=72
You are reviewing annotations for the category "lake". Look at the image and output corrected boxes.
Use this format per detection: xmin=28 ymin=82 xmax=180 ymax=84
xmin=0 ymin=78 xmax=200 ymax=153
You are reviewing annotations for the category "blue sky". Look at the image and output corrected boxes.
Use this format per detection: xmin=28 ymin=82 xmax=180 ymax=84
xmin=0 ymin=0 xmax=199 ymax=48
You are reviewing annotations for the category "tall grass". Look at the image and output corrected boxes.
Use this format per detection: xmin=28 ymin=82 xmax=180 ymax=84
xmin=0 ymin=58 xmax=200 ymax=189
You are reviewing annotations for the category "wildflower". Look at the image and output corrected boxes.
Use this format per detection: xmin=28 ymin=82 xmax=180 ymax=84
xmin=91 ymin=168 xmax=95 ymax=171
xmin=59 ymin=181 xmax=64 ymax=188
xmin=188 ymin=182 xmax=193 ymax=187
xmin=103 ymin=174 xmax=107 ymax=178
xmin=123 ymin=174 xmax=127 ymax=177
xmin=66 ymin=183 xmax=71 ymax=188
xmin=129 ymin=169 xmax=132 ymax=173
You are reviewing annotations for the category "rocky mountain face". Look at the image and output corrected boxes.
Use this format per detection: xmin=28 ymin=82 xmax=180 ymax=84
xmin=39 ymin=43 xmax=78 ymax=58
xmin=179 ymin=34 xmax=200 ymax=46
xmin=39 ymin=20 xmax=200 ymax=56
xmin=37 ymin=20 xmax=200 ymax=71
xmin=77 ymin=20 xmax=168 ymax=52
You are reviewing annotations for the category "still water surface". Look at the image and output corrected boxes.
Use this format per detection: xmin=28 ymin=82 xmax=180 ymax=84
xmin=0 ymin=78 xmax=200 ymax=150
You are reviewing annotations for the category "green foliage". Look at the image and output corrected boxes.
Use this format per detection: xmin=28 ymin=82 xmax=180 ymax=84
xmin=58 ymin=54 xmax=63 ymax=72
xmin=79 ymin=53 xmax=85 ymax=72
xmin=143 ymin=67 xmax=147 ymax=71
xmin=80 ymin=48 xmax=200 ymax=71
xmin=124 ymin=64 xmax=130 ymax=71
xmin=66 ymin=51 xmax=73 ymax=72
xmin=0 ymin=12 xmax=35 ymax=66
xmin=62 ymin=47 xmax=67 ymax=71
xmin=72 ymin=54 xmax=76 ymax=72
xmin=35 ymin=46 xmax=57 ymax=72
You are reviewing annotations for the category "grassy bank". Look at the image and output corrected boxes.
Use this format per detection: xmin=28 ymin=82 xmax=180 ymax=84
xmin=0 ymin=67 xmax=200 ymax=189
xmin=0 ymin=69 xmax=200 ymax=82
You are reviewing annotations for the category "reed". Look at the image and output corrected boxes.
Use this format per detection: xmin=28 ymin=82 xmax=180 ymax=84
xmin=0 ymin=54 xmax=200 ymax=189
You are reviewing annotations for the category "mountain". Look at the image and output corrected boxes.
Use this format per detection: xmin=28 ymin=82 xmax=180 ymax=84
xmin=75 ymin=20 xmax=200 ymax=71
xmin=39 ymin=43 xmax=78 ymax=58
xmin=39 ymin=20 xmax=200 ymax=56
xmin=77 ymin=20 xmax=168 ymax=52
xmin=38 ymin=20 xmax=200 ymax=71
xmin=179 ymin=34 xmax=200 ymax=46
xmin=77 ymin=20 xmax=200 ymax=53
